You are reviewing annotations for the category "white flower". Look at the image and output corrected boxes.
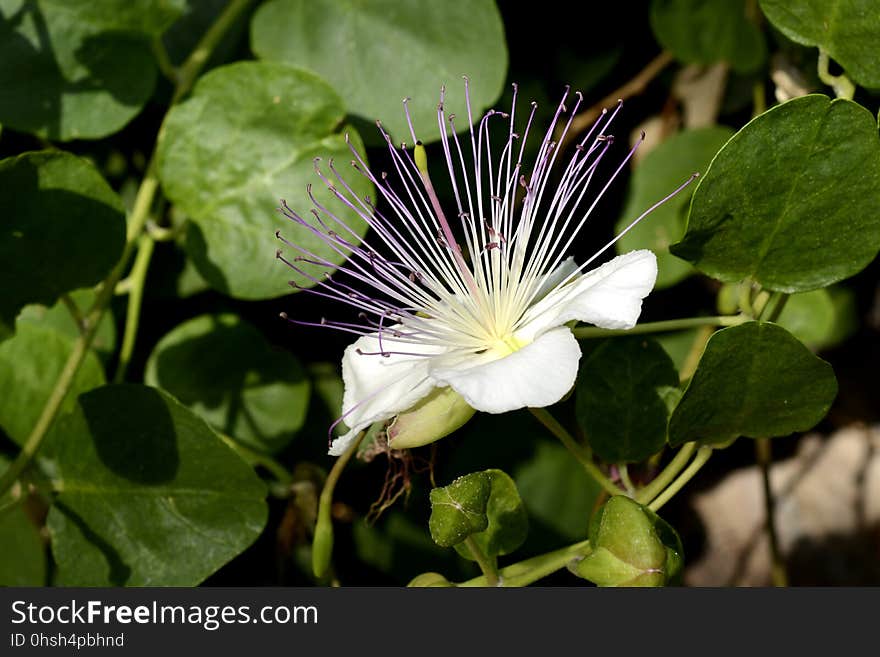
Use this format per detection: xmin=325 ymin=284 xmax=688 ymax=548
xmin=277 ymin=82 xmax=693 ymax=455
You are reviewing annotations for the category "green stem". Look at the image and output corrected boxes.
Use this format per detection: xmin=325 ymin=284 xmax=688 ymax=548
xmin=171 ymin=0 xmax=254 ymax=105
xmin=636 ymin=442 xmax=697 ymax=505
xmin=618 ymin=464 xmax=636 ymax=497
xmin=0 ymin=171 xmax=158 ymax=497
xmin=572 ymin=314 xmax=746 ymax=339
xmin=114 ymin=235 xmax=155 ymax=383
xmin=817 ymin=49 xmax=855 ymax=100
xmin=648 ymin=446 xmax=713 ymax=512
xmin=312 ymin=431 xmax=366 ymax=578
xmin=756 ymin=438 xmax=788 ymax=586
xmin=463 ymin=536 xmax=499 ymax=586
xmin=146 ymin=221 xmax=178 ymax=242
xmin=217 ymin=432 xmax=291 ymax=485
xmin=151 ymin=37 xmax=177 ymax=82
xmin=765 ymin=293 xmax=789 ymax=323
xmin=528 ymin=407 xmax=620 ymax=497
xmin=59 ymin=294 xmax=85 ymax=332
xmin=459 ymin=539 xmax=592 ymax=587
xmin=679 ymin=325 xmax=713 ymax=382
xmin=0 ymin=2 xmax=251 ymax=498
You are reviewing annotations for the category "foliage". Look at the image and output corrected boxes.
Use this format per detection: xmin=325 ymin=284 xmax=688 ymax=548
xmin=0 ymin=0 xmax=876 ymax=588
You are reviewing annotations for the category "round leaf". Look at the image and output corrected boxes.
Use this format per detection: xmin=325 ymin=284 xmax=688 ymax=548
xmin=454 ymin=469 xmax=527 ymax=561
xmin=145 ymin=313 xmax=310 ymax=454
xmin=0 ymin=0 xmax=161 ymax=140
xmin=650 ymin=0 xmax=766 ymax=73
xmin=760 ymin=0 xmax=880 ymax=88
xmin=250 ymin=0 xmax=508 ymax=144
xmin=672 ymin=95 xmax=880 ymax=292
xmin=44 ymin=384 xmax=268 ymax=586
xmin=776 ymin=289 xmax=836 ymax=350
xmin=0 ymin=151 xmax=126 ymax=340
xmin=513 ymin=442 xmax=602 ymax=541
xmin=576 ymin=338 xmax=679 ymax=463
xmin=428 ymin=472 xmax=490 ymax=548
xmin=617 ymin=126 xmax=734 ymax=288
xmin=0 ymin=322 xmax=105 ymax=446
xmin=668 ymin=322 xmax=838 ymax=446
xmin=157 ymin=61 xmax=373 ymax=299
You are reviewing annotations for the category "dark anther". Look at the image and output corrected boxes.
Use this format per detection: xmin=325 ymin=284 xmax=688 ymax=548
xmin=275 ymin=249 xmax=282 ymax=258
xmin=279 ymin=312 xmax=288 ymax=319
xmin=275 ymin=230 xmax=282 ymax=238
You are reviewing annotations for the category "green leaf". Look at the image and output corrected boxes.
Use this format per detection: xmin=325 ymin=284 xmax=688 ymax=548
xmin=668 ymin=322 xmax=837 ymax=446
xmin=44 ymin=384 xmax=268 ymax=586
xmin=672 ymin=95 xmax=880 ymax=292
xmin=576 ymin=338 xmax=679 ymax=463
xmin=18 ymin=288 xmax=116 ymax=360
xmin=571 ymin=495 xmax=683 ymax=587
xmin=144 ymin=313 xmax=310 ymax=454
xmin=454 ymin=469 xmax=527 ymax=562
xmin=157 ymin=61 xmax=373 ymax=299
xmin=656 ymin=329 xmax=700 ymax=373
xmin=760 ymin=0 xmax=880 ymax=88
xmin=0 ymin=321 xmax=105 ymax=446
xmin=776 ymin=289 xmax=835 ymax=350
xmin=428 ymin=472 xmax=491 ymax=548
xmin=514 ymin=442 xmax=603 ymax=541
xmin=617 ymin=127 xmax=733 ymax=288
xmin=0 ymin=0 xmax=163 ymax=140
xmin=650 ymin=0 xmax=766 ymax=73
xmin=50 ymin=0 xmax=187 ymax=37
xmin=250 ymin=0 xmax=508 ymax=144
xmin=0 ymin=504 xmax=46 ymax=585
xmin=0 ymin=151 xmax=126 ymax=341
xmin=0 ymin=454 xmax=46 ymax=586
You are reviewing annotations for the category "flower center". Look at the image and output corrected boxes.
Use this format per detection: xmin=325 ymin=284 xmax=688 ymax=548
xmin=489 ymin=333 xmax=527 ymax=357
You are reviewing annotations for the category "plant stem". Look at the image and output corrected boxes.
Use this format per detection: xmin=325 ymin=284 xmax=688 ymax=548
xmin=559 ymin=50 xmax=674 ymax=149
xmin=313 ymin=431 xmax=366 ymax=579
xmin=463 ymin=536 xmax=499 ymax=586
xmin=151 ymin=37 xmax=177 ymax=82
xmin=756 ymin=438 xmax=788 ymax=586
xmin=0 ymin=1 xmax=252 ymax=497
xmin=572 ymin=314 xmax=746 ymax=339
xmin=636 ymin=442 xmax=697 ymax=505
xmin=59 ymin=294 xmax=85 ymax=332
xmin=114 ymin=235 xmax=155 ymax=383
xmin=765 ymin=293 xmax=789 ymax=323
xmin=679 ymin=325 xmax=713 ymax=382
xmin=459 ymin=539 xmax=592 ymax=587
xmin=171 ymin=0 xmax=254 ymax=105
xmin=648 ymin=446 xmax=713 ymax=512
xmin=817 ymin=49 xmax=855 ymax=100
xmin=217 ymin=432 xmax=292 ymax=485
xmin=618 ymin=464 xmax=636 ymax=497
xmin=528 ymin=407 xmax=620 ymax=497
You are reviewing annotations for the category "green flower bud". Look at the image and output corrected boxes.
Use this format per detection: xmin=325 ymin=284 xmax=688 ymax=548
xmin=311 ymin=501 xmax=334 ymax=579
xmin=387 ymin=386 xmax=476 ymax=450
xmin=570 ymin=495 xmax=683 ymax=587
xmin=408 ymin=572 xmax=455 ymax=587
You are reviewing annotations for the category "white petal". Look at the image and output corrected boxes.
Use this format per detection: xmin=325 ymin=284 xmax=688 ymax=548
xmin=329 ymin=331 xmax=445 ymax=455
xmin=517 ymin=250 xmax=657 ymax=341
xmin=429 ymin=326 xmax=581 ymax=414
